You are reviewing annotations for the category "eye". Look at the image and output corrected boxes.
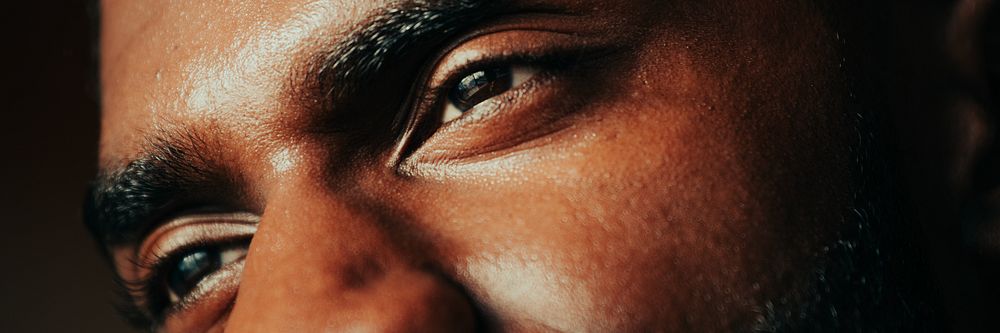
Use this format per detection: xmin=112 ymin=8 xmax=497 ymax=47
xmin=440 ymin=65 xmax=539 ymax=123
xmin=164 ymin=245 xmax=247 ymax=304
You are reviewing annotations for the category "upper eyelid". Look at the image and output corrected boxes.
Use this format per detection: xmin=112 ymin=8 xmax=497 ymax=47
xmin=418 ymin=34 xmax=585 ymax=113
xmin=420 ymin=53 xmax=552 ymax=115
xmin=128 ymin=227 xmax=255 ymax=322
xmin=422 ymin=28 xmax=578 ymax=90
xmin=417 ymin=23 xmax=621 ymax=108
xmin=124 ymin=213 xmax=258 ymax=308
xmin=427 ymin=49 xmax=497 ymax=88
xmin=137 ymin=212 xmax=259 ymax=263
xmin=391 ymin=29 xmax=597 ymax=166
xmin=391 ymin=45 xmax=558 ymax=165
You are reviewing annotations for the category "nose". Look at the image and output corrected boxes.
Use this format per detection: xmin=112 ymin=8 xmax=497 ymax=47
xmin=224 ymin=179 xmax=477 ymax=332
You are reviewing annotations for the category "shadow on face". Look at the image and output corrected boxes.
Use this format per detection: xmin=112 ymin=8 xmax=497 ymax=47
xmin=85 ymin=0 xmax=998 ymax=331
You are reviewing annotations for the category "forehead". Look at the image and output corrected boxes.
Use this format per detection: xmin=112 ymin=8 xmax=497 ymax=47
xmin=98 ymin=0 xmax=841 ymax=169
xmin=99 ymin=0 xmax=385 ymax=166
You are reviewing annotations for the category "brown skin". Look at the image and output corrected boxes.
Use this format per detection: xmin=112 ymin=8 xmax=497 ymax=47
xmin=96 ymin=0 xmax=981 ymax=332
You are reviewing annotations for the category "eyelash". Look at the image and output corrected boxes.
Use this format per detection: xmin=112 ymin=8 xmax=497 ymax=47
xmin=395 ymin=49 xmax=580 ymax=159
xmin=424 ymin=51 xmax=567 ymax=111
xmin=120 ymin=238 xmax=249 ymax=325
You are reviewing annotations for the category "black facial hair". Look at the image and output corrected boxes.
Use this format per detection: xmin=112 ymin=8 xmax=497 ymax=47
xmin=753 ymin=2 xmax=944 ymax=332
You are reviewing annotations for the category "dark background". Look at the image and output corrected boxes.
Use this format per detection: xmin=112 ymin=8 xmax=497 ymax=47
xmin=0 ymin=1 xmax=135 ymax=332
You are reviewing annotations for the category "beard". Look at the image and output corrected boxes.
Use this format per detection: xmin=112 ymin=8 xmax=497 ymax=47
xmin=746 ymin=2 xmax=948 ymax=331
xmin=752 ymin=115 xmax=942 ymax=333
xmin=753 ymin=186 xmax=936 ymax=332
xmin=752 ymin=55 xmax=942 ymax=333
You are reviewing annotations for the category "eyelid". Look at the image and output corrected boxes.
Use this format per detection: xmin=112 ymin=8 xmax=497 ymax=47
xmin=126 ymin=212 xmax=257 ymax=323
xmin=137 ymin=212 xmax=259 ymax=264
xmin=160 ymin=260 xmax=245 ymax=331
xmin=391 ymin=30 xmax=594 ymax=163
xmin=422 ymin=32 xmax=582 ymax=95
xmin=427 ymin=49 xmax=496 ymax=89
xmin=441 ymin=65 xmax=541 ymax=123
xmin=167 ymin=246 xmax=249 ymax=304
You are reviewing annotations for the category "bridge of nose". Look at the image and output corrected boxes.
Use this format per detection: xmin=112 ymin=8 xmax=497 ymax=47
xmin=223 ymin=177 xmax=477 ymax=332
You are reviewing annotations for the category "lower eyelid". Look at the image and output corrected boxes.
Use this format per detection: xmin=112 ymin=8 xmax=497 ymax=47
xmin=401 ymin=67 xmax=569 ymax=170
xmin=442 ymin=68 xmax=556 ymax=127
xmin=510 ymin=66 xmax=539 ymax=86
xmin=398 ymin=29 xmax=618 ymax=170
xmin=219 ymin=247 xmax=249 ymax=268
xmin=166 ymin=245 xmax=249 ymax=304
xmin=442 ymin=65 xmax=541 ymax=123
xmin=161 ymin=260 xmax=245 ymax=331
xmin=129 ymin=215 xmax=256 ymax=322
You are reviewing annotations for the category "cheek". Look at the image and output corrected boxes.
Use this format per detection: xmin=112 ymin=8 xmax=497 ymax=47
xmin=394 ymin=93 xmax=842 ymax=330
xmin=385 ymin=9 xmax=851 ymax=328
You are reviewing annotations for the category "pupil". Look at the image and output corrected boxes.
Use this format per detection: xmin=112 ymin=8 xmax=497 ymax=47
xmin=449 ymin=67 xmax=513 ymax=111
xmin=167 ymin=249 xmax=220 ymax=298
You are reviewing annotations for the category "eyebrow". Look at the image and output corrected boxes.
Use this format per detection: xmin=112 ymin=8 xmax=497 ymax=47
xmin=312 ymin=0 xmax=495 ymax=103
xmin=85 ymin=0 xmax=497 ymax=251
xmin=85 ymin=130 xmax=231 ymax=249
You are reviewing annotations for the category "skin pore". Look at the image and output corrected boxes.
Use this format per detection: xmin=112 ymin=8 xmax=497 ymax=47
xmin=87 ymin=0 xmax=947 ymax=331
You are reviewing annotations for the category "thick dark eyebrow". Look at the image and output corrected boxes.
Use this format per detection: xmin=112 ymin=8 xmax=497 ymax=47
xmin=311 ymin=0 xmax=495 ymax=103
xmin=86 ymin=0 xmax=499 ymax=252
xmin=84 ymin=131 xmax=232 ymax=251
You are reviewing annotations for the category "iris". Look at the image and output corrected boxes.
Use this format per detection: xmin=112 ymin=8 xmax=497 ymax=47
xmin=167 ymin=250 xmax=221 ymax=299
xmin=448 ymin=67 xmax=513 ymax=112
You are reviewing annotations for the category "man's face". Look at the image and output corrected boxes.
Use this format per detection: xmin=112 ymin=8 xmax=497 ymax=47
xmin=94 ymin=0 xmax=871 ymax=331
